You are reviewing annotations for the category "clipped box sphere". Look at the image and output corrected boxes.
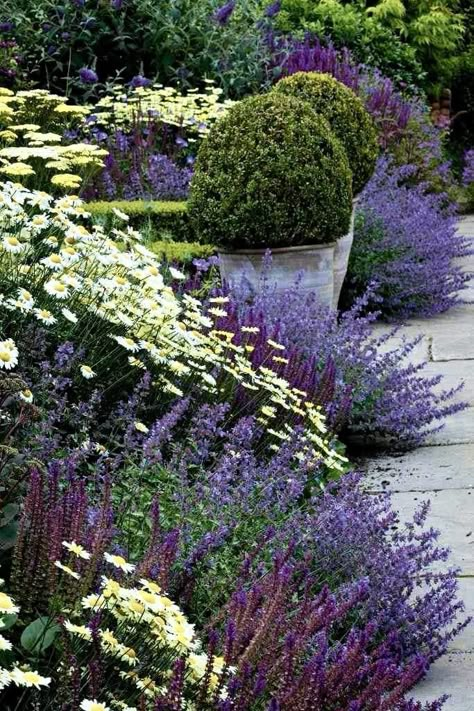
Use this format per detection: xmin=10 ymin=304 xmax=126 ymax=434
xmin=188 ymin=93 xmax=353 ymax=250
xmin=274 ymin=71 xmax=379 ymax=194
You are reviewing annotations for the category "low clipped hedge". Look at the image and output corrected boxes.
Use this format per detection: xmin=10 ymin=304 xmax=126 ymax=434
xmin=86 ymin=200 xmax=215 ymax=265
xmin=148 ymin=240 xmax=215 ymax=265
xmin=86 ymin=200 xmax=192 ymax=242
xmin=273 ymin=72 xmax=379 ymax=195
xmin=188 ymin=93 xmax=353 ymax=249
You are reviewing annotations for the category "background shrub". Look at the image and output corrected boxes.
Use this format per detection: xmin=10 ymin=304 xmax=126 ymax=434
xmin=273 ymin=71 xmax=378 ymax=194
xmin=0 ymin=0 xmax=273 ymax=100
xmin=274 ymin=0 xmax=465 ymax=92
xmin=188 ymin=92 xmax=353 ymax=249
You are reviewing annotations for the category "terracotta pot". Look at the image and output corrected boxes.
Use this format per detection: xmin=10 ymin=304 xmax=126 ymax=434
xmin=332 ymin=198 xmax=358 ymax=308
xmin=218 ymin=242 xmax=336 ymax=308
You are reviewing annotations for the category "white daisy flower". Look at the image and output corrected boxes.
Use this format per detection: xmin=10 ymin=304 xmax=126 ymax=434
xmin=41 ymin=253 xmax=64 ymax=270
xmin=112 ymin=207 xmax=129 ymax=222
xmin=111 ymin=335 xmax=140 ymax=352
xmin=2 ymin=235 xmax=23 ymax=253
xmin=54 ymin=561 xmax=80 ymax=580
xmin=0 ymin=591 xmax=20 ymax=615
xmin=34 ymin=308 xmax=56 ymax=325
xmin=168 ymin=266 xmax=186 ymax=280
xmin=62 ymin=541 xmax=91 ymax=560
xmin=80 ymin=364 xmax=96 ymax=380
xmin=17 ymin=288 xmax=34 ymax=309
xmin=0 ymin=634 xmax=12 ymax=651
xmin=19 ymin=388 xmax=33 ymax=403
xmin=63 ymin=620 xmax=92 ymax=641
xmin=79 ymin=700 xmax=110 ymax=711
xmin=61 ymin=307 xmax=78 ymax=323
xmin=104 ymin=552 xmax=135 ymax=574
xmin=0 ymin=340 xmax=18 ymax=370
xmin=44 ymin=279 xmax=69 ymax=299
xmin=10 ymin=668 xmax=51 ymax=689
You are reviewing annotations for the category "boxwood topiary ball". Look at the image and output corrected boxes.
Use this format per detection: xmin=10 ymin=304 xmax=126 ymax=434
xmin=274 ymin=72 xmax=379 ymax=194
xmin=188 ymin=93 xmax=352 ymax=250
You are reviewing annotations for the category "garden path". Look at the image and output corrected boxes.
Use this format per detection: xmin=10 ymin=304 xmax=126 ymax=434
xmin=362 ymin=215 xmax=474 ymax=711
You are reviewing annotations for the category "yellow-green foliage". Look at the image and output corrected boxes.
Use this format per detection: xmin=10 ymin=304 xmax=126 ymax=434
xmin=0 ymin=88 xmax=105 ymax=193
xmin=87 ymin=200 xmax=192 ymax=243
xmin=273 ymin=72 xmax=379 ymax=194
xmin=87 ymin=81 xmax=235 ymax=137
xmin=148 ymin=240 xmax=214 ymax=264
xmin=189 ymin=93 xmax=353 ymax=249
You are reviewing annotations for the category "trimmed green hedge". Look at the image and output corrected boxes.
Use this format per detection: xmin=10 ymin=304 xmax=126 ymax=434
xmin=273 ymin=72 xmax=378 ymax=195
xmin=148 ymin=240 xmax=215 ymax=265
xmin=188 ymin=93 xmax=353 ymax=249
xmin=86 ymin=200 xmax=215 ymax=265
xmin=86 ymin=200 xmax=192 ymax=242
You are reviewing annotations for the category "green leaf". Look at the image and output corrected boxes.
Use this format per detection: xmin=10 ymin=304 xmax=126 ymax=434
xmin=0 ymin=614 xmax=17 ymax=631
xmin=21 ymin=617 xmax=60 ymax=654
xmin=0 ymin=521 xmax=18 ymax=551
xmin=0 ymin=503 xmax=19 ymax=526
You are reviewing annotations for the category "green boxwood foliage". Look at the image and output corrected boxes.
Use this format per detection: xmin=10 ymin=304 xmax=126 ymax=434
xmin=188 ymin=93 xmax=353 ymax=250
xmin=148 ymin=240 xmax=215 ymax=264
xmin=86 ymin=200 xmax=192 ymax=242
xmin=273 ymin=72 xmax=379 ymax=194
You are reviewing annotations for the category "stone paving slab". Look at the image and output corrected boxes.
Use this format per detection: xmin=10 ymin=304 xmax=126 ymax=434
xmin=421 ymin=360 xmax=474 ymax=406
xmin=425 ymin=407 xmax=474 ymax=446
xmin=450 ymin=577 xmax=474 ymax=653
xmin=412 ymin=653 xmax=474 ymax=710
xmin=392 ymin=489 xmax=474 ymax=574
xmin=364 ymin=443 xmax=474 ymax=492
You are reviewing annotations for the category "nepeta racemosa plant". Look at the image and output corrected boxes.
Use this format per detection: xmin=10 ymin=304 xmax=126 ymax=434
xmin=347 ymin=157 xmax=471 ymax=319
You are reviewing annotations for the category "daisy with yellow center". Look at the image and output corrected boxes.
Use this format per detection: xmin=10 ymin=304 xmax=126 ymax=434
xmin=80 ymin=365 xmax=96 ymax=380
xmin=62 ymin=540 xmax=91 ymax=560
xmin=111 ymin=335 xmax=140 ymax=352
xmin=104 ymin=553 xmax=135 ymax=574
xmin=0 ymin=340 xmax=18 ymax=371
xmin=2 ymin=235 xmax=23 ymax=253
xmin=44 ymin=278 xmax=69 ymax=299
xmin=54 ymin=561 xmax=80 ymax=580
xmin=63 ymin=620 xmax=92 ymax=641
xmin=19 ymin=388 xmax=33 ymax=403
xmin=99 ymin=629 xmax=119 ymax=648
xmin=10 ymin=668 xmax=51 ymax=689
xmin=41 ymin=253 xmax=64 ymax=269
xmin=34 ymin=308 xmax=56 ymax=325
xmin=79 ymin=700 xmax=110 ymax=711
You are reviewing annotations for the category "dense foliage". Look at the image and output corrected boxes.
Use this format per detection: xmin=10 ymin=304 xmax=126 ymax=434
xmin=273 ymin=71 xmax=378 ymax=194
xmin=0 ymin=4 xmax=471 ymax=709
xmin=189 ymin=92 xmax=352 ymax=248
xmin=344 ymin=158 xmax=471 ymax=319
xmin=274 ymin=0 xmax=465 ymax=90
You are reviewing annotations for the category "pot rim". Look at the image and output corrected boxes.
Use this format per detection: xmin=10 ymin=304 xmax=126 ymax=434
xmin=218 ymin=242 xmax=337 ymax=256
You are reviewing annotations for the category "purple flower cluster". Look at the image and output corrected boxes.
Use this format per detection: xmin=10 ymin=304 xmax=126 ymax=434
xmin=3 ymin=327 xmax=466 ymax=708
xmin=463 ymin=148 xmax=474 ymax=187
xmin=347 ymin=157 xmax=472 ymax=319
xmin=212 ymin=1 xmax=236 ymax=26
xmin=216 ymin=280 xmax=467 ymax=446
xmin=212 ymin=547 xmax=451 ymax=710
xmin=267 ymin=33 xmax=413 ymax=147
xmin=82 ymin=123 xmax=193 ymax=201
xmin=79 ymin=66 xmax=98 ymax=84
